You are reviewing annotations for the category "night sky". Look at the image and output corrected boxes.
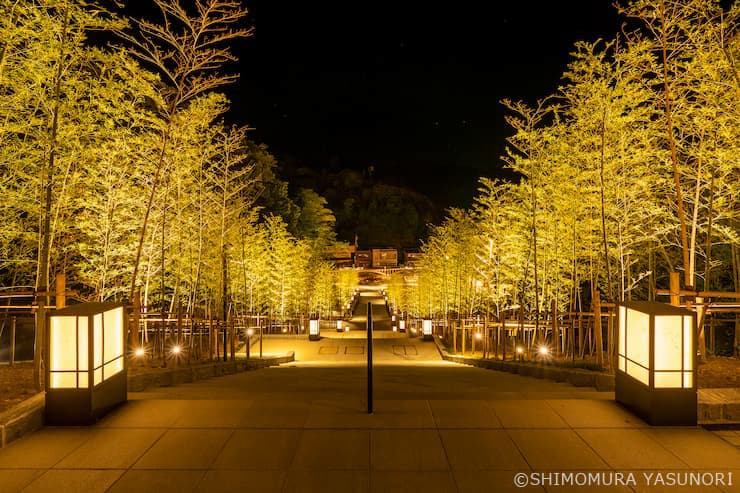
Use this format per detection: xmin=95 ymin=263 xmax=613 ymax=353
xmin=229 ymin=1 xmax=623 ymax=208
xmin=124 ymin=1 xmax=623 ymax=209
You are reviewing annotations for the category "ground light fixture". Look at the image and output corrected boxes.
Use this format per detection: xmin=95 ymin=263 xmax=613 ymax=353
xmin=46 ymin=302 xmax=127 ymax=425
xmin=616 ymin=301 xmax=697 ymax=425
xmin=245 ymin=328 xmax=254 ymax=359
xmin=399 ymin=320 xmax=406 ymax=332
xmin=516 ymin=346 xmax=524 ymax=361
xmin=337 ymin=319 xmax=343 ymax=331
xmin=309 ymin=317 xmax=320 ymax=341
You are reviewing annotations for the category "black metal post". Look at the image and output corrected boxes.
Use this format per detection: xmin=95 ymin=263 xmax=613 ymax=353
xmin=367 ymin=302 xmax=373 ymax=414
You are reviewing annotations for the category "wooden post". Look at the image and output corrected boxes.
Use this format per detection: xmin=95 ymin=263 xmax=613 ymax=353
xmin=551 ymin=299 xmax=559 ymax=356
xmin=669 ymin=272 xmax=681 ymax=307
xmin=55 ymin=273 xmax=66 ymax=309
xmin=461 ymin=321 xmax=466 ymax=355
xmin=593 ymin=289 xmax=604 ymax=367
xmin=695 ymin=296 xmax=706 ymax=362
xmin=9 ymin=316 xmax=16 ymax=367
xmin=175 ymin=300 xmax=182 ymax=368
xmin=452 ymin=320 xmax=457 ymax=353
xmin=230 ymin=316 xmax=235 ymax=361
xmin=209 ymin=316 xmax=214 ymax=361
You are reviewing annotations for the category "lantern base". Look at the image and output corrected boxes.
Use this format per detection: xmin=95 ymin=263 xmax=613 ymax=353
xmin=45 ymin=370 xmax=127 ymax=425
xmin=615 ymin=371 xmax=696 ymax=426
xmin=309 ymin=334 xmax=321 ymax=341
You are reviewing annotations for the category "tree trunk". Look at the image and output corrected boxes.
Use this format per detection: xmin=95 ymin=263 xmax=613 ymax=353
xmin=592 ymin=288 xmax=604 ymax=367
xmin=658 ymin=0 xmax=691 ymax=289
xmin=598 ymin=106 xmax=614 ymax=301
xmin=34 ymin=7 xmax=70 ymax=392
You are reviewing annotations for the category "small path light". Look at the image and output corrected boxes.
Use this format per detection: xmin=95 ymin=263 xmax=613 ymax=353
xmin=246 ymin=328 xmax=254 ymax=358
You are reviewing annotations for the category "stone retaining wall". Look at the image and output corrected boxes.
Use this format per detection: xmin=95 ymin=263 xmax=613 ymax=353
xmin=434 ymin=338 xmax=739 ymax=425
xmin=0 ymin=354 xmax=294 ymax=448
xmin=0 ymin=393 xmax=44 ymax=449
xmin=127 ymin=353 xmax=295 ymax=392
xmin=434 ymin=339 xmax=615 ymax=391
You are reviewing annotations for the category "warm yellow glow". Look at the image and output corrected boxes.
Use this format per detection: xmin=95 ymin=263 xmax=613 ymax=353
xmin=516 ymin=346 xmax=524 ymax=354
xmin=538 ymin=346 xmax=548 ymax=355
xmin=475 ymin=279 xmax=482 ymax=288
xmin=337 ymin=320 xmax=343 ymax=330
xmin=247 ymin=328 xmax=254 ymax=337
xmin=683 ymin=315 xmax=693 ymax=371
xmin=309 ymin=319 xmax=319 ymax=335
xmin=104 ymin=307 xmax=123 ymax=363
xmin=475 ymin=332 xmax=482 ymax=340
xmin=134 ymin=347 xmax=145 ymax=357
xmin=172 ymin=345 xmax=181 ymax=354
xmin=653 ymin=314 xmax=693 ymax=389
xmin=50 ymin=316 xmax=88 ymax=389
xmin=625 ymin=308 xmax=650 ymax=385
xmin=422 ymin=319 xmax=432 ymax=335
xmin=392 ymin=326 xmax=397 ymax=332
xmin=344 ymin=326 xmax=349 ymax=332
xmin=399 ymin=320 xmax=405 ymax=330
xmin=654 ymin=316 xmax=682 ymax=370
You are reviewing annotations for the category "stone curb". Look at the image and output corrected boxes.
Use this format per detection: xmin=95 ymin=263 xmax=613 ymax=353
xmin=0 ymin=392 xmax=45 ymax=449
xmin=698 ymin=401 xmax=740 ymax=424
xmin=432 ymin=336 xmax=615 ymax=392
xmin=127 ymin=353 xmax=295 ymax=392
xmin=0 ymin=353 xmax=294 ymax=449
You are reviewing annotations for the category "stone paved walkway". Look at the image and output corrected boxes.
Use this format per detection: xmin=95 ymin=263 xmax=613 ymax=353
xmin=0 ymin=336 xmax=738 ymax=492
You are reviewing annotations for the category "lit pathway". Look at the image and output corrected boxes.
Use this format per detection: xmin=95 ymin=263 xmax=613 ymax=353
xmin=1 ymin=331 xmax=738 ymax=492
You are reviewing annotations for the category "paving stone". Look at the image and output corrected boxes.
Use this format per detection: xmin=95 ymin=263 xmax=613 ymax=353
xmin=133 ymin=429 xmax=232 ymax=469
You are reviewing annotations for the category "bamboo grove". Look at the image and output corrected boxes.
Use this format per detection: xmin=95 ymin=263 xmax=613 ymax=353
xmin=0 ymin=1 xmax=353 ymax=324
xmin=398 ymin=0 xmax=739 ymax=357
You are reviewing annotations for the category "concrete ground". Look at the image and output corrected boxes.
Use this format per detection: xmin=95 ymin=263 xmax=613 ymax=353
xmin=1 ymin=299 xmax=739 ymax=492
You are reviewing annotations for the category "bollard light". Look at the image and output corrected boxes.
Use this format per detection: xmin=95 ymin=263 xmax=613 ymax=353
xmin=616 ymin=301 xmax=696 ymax=425
xmin=46 ymin=303 xmax=127 ymax=425
xmin=399 ymin=320 xmax=406 ymax=332
xmin=337 ymin=320 xmax=343 ymax=332
xmin=309 ymin=318 xmax=320 ymax=341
